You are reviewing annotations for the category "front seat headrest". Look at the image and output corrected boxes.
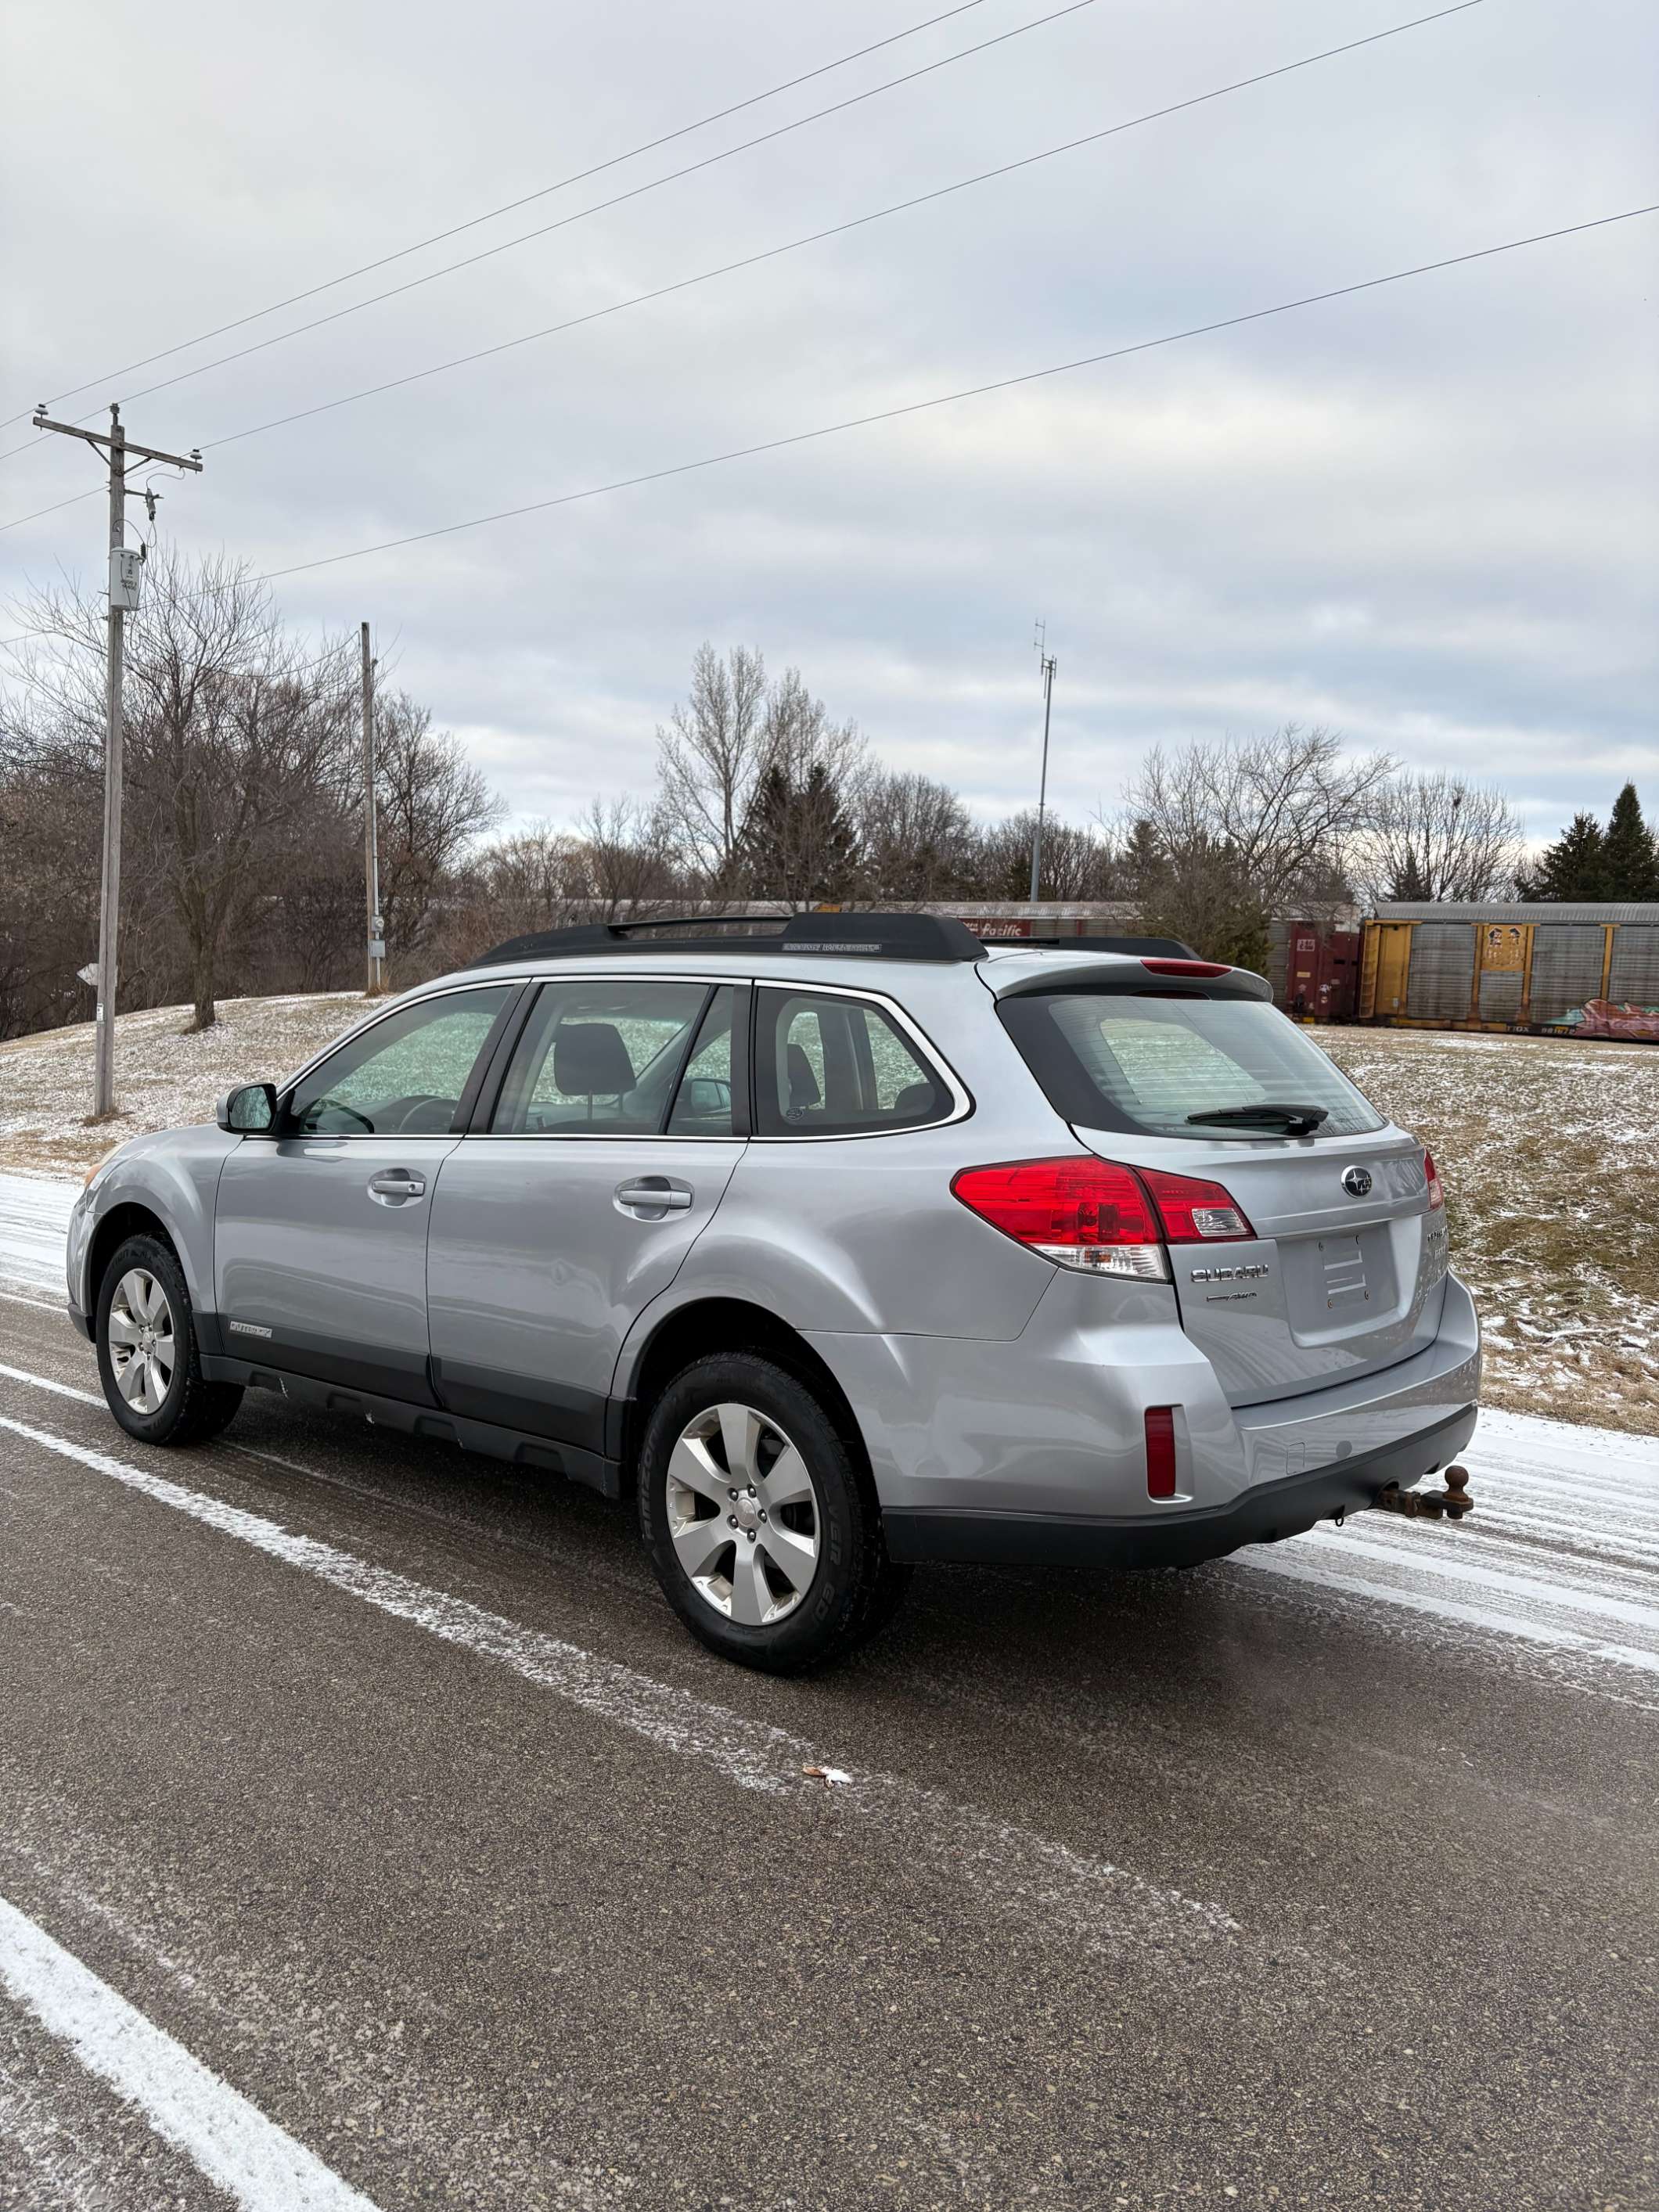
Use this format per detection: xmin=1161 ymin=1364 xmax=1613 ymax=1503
xmin=555 ymin=1022 xmax=635 ymax=1098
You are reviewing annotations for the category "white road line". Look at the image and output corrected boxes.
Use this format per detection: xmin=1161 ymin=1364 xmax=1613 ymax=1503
xmin=0 ymin=1361 xmax=100 ymax=1407
xmin=0 ymin=1890 xmax=380 ymax=2212
xmin=0 ymin=1409 xmax=1245 ymax=1969
xmin=0 ymin=1286 xmax=63 ymax=1313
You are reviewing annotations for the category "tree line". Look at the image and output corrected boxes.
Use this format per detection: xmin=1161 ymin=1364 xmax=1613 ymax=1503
xmin=1518 ymin=785 xmax=1659 ymax=901
xmin=6 ymin=544 xmax=1638 ymax=1042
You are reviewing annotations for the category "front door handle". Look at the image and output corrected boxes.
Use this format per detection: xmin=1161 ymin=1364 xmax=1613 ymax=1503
xmin=368 ymin=1168 xmax=427 ymax=1206
xmin=615 ymin=1177 xmax=693 ymax=1217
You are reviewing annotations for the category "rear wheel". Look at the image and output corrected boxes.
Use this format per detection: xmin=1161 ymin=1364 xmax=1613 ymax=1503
xmin=95 ymin=1234 xmax=243 ymax=1446
xmin=638 ymin=1351 xmax=909 ymax=1673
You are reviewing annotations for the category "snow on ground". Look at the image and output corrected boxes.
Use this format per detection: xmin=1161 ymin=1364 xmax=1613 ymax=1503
xmin=1234 ymin=1408 xmax=1659 ymax=1713
xmin=0 ymin=1175 xmax=74 ymax=1304
xmin=1318 ymin=1027 xmax=1659 ymax=1435
xmin=0 ymin=995 xmax=365 ymax=1179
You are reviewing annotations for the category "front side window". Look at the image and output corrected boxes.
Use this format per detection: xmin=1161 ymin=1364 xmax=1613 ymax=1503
xmin=491 ymin=980 xmax=709 ymax=1135
xmin=1000 ymin=991 xmax=1387 ymax=1140
xmin=287 ymin=986 xmax=515 ymax=1136
xmin=754 ymin=988 xmax=950 ymax=1138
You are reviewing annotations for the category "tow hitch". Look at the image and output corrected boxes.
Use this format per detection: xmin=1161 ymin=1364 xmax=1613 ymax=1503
xmin=1377 ymin=1466 xmax=1473 ymax=1522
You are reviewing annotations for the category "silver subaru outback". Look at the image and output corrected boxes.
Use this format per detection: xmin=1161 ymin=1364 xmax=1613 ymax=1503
xmin=67 ymin=912 xmax=1479 ymax=1672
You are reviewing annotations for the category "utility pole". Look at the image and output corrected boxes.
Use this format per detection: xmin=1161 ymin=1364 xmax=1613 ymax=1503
xmin=1027 ymin=623 xmax=1057 ymax=905
xmin=31 ymin=405 xmax=201 ymax=1118
xmin=361 ymin=621 xmax=383 ymax=994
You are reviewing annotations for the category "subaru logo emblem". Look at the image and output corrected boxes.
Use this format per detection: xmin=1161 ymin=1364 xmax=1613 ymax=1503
xmin=1341 ymin=1165 xmax=1373 ymax=1197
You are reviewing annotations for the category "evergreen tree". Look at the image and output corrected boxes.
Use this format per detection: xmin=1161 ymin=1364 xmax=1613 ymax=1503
xmin=1387 ymin=848 xmax=1432 ymax=901
xmin=1601 ymin=782 xmax=1659 ymax=899
xmin=1531 ymin=811 xmax=1608 ymax=900
xmin=738 ymin=761 xmax=858 ymax=906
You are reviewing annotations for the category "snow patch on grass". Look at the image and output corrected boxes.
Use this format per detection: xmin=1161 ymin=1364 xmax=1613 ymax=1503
xmin=1317 ymin=1027 xmax=1659 ymax=1437
xmin=0 ymin=995 xmax=366 ymax=1178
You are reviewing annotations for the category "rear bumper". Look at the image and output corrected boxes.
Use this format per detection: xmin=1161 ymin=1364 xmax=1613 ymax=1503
xmin=883 ymin=1404 xmax=1477 ymax=1567
xmin=804 ymin=1268 xmax=1481 ymax=1563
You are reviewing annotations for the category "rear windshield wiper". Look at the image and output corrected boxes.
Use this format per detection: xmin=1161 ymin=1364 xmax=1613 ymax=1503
xmin=1186 ymin=1102 xmax=1330 ymax=1136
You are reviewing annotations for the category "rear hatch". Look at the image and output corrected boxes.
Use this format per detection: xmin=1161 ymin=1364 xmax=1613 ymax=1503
xmin=1075 ymin=1126 xmax=1444 ymax=1405
xmin=994 ymin=961 xmax=1448 ymax=1407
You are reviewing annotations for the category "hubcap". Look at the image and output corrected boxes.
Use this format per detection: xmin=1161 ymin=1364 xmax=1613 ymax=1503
xmin=107 ymin=1268 xmax=176 ymax=1415
xmin=664 ymin=1402 xmax=821 ymax=1628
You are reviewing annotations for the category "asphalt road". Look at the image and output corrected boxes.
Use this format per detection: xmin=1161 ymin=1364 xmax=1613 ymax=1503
xmin=0 ymin=1281 xmax=1654 ymax=2211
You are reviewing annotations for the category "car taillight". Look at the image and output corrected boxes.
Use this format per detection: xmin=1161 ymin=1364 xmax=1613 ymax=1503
xmin=1140 ymin=956 xmax=1232 ymax=978
xmin=1139 ymin=1167 xmax=1254 ymax=1243
xmin=1423 ymin=1149 xmax=1445 ymax=1211
xmin=950 ymin=1156 xmax=1167 ymax=1279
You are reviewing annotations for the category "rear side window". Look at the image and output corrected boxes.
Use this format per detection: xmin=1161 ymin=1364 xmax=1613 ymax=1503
xmin=755 ymin=988 xmax=950 ymax=1138
xmin=1000 ymin=992 xmax=1387 ymax=1139
xmin=667 ymin=986 xmax=737 ymax=1137
xmin=491 ymin=980 xmax=708 ymax=1135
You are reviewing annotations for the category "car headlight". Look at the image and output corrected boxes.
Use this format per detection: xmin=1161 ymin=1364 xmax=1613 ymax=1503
xmin=82 ymin=1142 xmax=126 ymax=1189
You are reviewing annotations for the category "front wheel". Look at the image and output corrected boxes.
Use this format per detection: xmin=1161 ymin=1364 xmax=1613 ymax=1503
xmin=95 ymin=1234 xmax=243 ymax=1446
xmin=638 ymin=1352 xmax=909 ymax=1674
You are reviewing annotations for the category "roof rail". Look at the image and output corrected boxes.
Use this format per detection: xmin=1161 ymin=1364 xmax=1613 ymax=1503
xmin=993 ymin=933 xmax=1204 ymax=959
xmin=469 ymin=910 xmax=988 ymax=969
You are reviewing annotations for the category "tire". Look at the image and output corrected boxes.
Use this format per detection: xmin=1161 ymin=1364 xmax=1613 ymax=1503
xmin=95 ymin=1233 xmax=243 ymax=1447
xmin=637 ymin=1351 xmax=909 ymax=1674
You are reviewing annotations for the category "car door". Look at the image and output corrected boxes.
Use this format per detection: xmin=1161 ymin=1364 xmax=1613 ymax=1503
xmin=425 ymin=978 xmax=746 ymax=1455
xmin=214 ymin=983 xmax=520 ymax=1402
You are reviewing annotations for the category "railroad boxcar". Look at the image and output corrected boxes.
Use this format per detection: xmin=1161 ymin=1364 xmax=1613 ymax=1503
xmin=1359 ymin=902 xmax=1659 ymax=1039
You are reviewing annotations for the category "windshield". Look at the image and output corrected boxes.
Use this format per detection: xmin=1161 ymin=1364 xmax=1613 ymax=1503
xmin=999 ymin=991 xmax=1387 ymax=1141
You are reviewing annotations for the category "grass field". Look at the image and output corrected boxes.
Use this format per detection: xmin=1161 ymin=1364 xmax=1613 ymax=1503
xmin=3 ymin=998 xmax=1654 ymax=1434
xmin=1317 ymin=1027 xmax=1659 ymax=1434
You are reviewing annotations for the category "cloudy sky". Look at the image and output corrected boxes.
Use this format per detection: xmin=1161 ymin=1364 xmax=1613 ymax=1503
xmin=2 ymin=0 xmax=1654 ymax=847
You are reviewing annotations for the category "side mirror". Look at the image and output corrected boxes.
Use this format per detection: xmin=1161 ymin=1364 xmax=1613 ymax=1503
xmin=218 ymin=1082 xmax=279 ymax=1135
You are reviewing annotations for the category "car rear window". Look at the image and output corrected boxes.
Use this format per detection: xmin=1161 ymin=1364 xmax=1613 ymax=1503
xmin=999 ymin=991 xmax=1387 ymax=1140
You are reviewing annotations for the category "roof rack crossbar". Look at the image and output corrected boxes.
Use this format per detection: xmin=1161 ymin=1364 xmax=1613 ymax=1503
xmin=470 ymin=911 xmax=988 ymax=969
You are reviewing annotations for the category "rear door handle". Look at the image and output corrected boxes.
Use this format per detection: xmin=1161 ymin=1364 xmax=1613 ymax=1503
xmin=615 ymin=1178 xmax=693 ymax=1216
xmin=368 ymin=1169 xmax=426 ymax=1205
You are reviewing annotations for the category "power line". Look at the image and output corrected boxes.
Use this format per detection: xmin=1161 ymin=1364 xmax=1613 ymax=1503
xmin=192 ymin=2 xmax=1486 ymax=458
xmin=0 ymin=2 xmax=993 ymax=436
xmin=0 ymin=0 xmax=1492 ymax=530
xmin=0 ymin=0 xmax=1096 ymax=462
xmin=11 ymin=206 xmax=1650 ymax=621
xmin=241 ymin=206 xmax=1655 ymax=588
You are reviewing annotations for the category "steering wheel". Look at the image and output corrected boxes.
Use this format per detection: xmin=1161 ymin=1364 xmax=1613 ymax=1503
xmin=304 ymin=1094 xmax=374 ymax=1134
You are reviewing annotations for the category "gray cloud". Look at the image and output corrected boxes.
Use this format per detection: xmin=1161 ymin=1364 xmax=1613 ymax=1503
xmin=3 ymin=0 xmax=1654 ymax=849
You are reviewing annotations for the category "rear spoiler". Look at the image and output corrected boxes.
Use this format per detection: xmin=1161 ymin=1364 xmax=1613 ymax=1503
xmin=990 ymin=956 xmax=1272 ymax=1002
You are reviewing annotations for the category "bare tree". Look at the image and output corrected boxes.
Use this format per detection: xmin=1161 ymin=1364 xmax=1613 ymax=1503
xmin=656 ymin=643 xmax=770 ymax=886
xmin=371 ymin=692 xmax=504 ymax=967
xmin=853 ymin=769 xmax=977 ymax=901
xmin=12 ymin=549 xmax=360 ymax=1030
xmin=1117 ymin=726 xmax=1391 ymax=963
xmin=572 ymin=795 xmax=680 ymax=917
xmin=969 ymin=811 xmax=1118 ymax=901
xmin=1352 ymin=770 xmax=1524 ymax=905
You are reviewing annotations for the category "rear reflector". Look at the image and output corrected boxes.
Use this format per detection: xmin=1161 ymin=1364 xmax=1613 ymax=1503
xmin=1139 ymin=1166 xmax=1254 ymax=1243
xmin=1145 ymin=1406 xmax=1178 ymax=1498
xmin=1140 ymin=957 xmax=1231 ymax=978
xmin=1423 ymin=1149 xmax=1445 ymax=1211
xmin=950 ymin=1156 xmax=1167 ymax=1279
